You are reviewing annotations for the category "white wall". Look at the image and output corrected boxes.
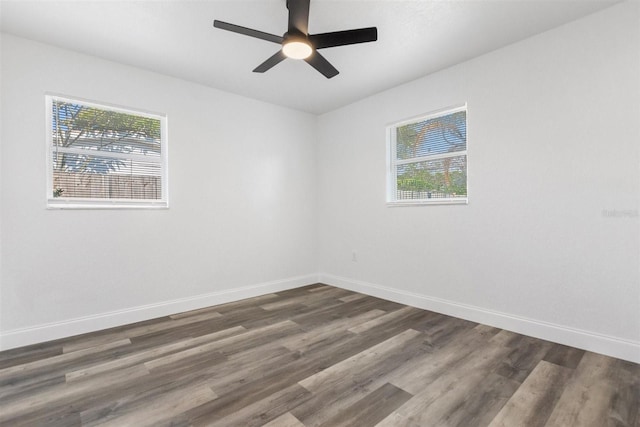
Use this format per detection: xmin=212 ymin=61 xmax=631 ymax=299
xmin=0 ymin=35 xmax=318 ymax=348
xmin=1 ymin=3 xmax=638 ymax=363
xmin=317 ymin=2 xmax=640 ymax=362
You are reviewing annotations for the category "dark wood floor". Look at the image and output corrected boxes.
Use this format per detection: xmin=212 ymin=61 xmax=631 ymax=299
xmin=1 ymin=284 xmax=638 ymax=427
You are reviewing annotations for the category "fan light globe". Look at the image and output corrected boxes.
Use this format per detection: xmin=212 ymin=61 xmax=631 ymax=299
xmin=282 ymin=41 xmax=312 ymax=59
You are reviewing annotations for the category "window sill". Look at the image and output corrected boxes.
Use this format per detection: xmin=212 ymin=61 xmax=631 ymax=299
xmin=387 ymin=198 xmax=468 ymax=207
xmin=47 ymin=198 xmax=168 ymax=210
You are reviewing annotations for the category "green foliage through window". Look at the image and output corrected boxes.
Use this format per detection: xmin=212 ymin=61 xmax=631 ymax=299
xmin=47 ymin=96 xmax=167 ymax=206
xmin=389 ymin=107 xmax=467 ymax=202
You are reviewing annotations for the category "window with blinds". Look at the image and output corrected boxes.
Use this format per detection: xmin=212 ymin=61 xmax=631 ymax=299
xmin=46 ymin=95 xmax=168 ymax=208
xmin=387 ymin=105 xmax=467 ymax=205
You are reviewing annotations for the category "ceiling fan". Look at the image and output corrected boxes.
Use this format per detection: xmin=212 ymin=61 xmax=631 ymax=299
xmin=213 ymin=0 xmax=378 ymax=79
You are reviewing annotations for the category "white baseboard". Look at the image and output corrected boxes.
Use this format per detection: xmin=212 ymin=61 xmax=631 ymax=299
xmin=320 ymin=273 xmax=640 ymax=364
xmin=0 ymin=274 xmax=319 ymax=351
xmin=4 ymin=272 xmax=638 ymax=364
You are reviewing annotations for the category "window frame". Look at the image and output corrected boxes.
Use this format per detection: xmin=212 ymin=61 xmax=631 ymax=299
xmin=45 ymin=94 xmax=169 ymax=209
xmin=386 ymin=104 xmax=468 ymax=206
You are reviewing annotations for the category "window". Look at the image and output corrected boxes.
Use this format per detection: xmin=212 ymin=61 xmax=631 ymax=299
xmin=387 ymin=105 xmax=467 ymax=205
xmin=46 ymin=95 xmax=168 ymax=208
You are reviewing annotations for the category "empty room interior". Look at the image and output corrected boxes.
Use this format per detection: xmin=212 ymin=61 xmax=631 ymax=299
xmin=0 ymin=0 xmax=639 ymax=426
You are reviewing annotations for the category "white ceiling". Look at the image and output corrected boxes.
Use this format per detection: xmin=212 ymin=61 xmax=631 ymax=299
xmin=0 ymin=0 xmax=620 ymax=114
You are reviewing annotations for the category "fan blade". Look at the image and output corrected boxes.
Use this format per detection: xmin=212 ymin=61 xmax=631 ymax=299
xmin=253 ymin=50 xmax=287 ymax=73
xmin=310 ymin=27 xmax=378 ymax=49
xmin=287 ymin=0 xmax=310 ymax=34
xmin=305 ymin=51 xmax=339 ymax=79
xmin=213 ymin=20 xmax=283 ymax=44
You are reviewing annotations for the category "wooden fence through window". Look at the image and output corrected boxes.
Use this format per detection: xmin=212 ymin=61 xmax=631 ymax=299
xmin=53 ymin=171 xmax=161 ymax=199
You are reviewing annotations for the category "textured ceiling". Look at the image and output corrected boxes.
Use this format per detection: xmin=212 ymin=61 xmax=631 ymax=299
xmin=0 ymin=0 xmax=620 ymax=114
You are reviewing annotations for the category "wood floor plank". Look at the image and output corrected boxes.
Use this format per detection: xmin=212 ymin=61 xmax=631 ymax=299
xmin=281 ymin=309 xmax=385 ymax=353
xmin=0 ymin=372 xmax=67 ymax=403
xmin=194 ymin=330 xmax=386 ymax=425
xmin=0 ymin=364 xmax=150 ymax=424
xmin=62 ymin=312 xmax=222 ymax=353
xmin=303 ymin=285 xmax=354 ymax=300
xmin=81 ymin=384 xmax=217 ymax=427
xmin=65 ymin=325 xmax=246 ymax=382
xmin=9 ymin=408 xmax=83 ymax=427
xmin=0 ymin=342 xmax=63 ymax=370
xmin=339 ymin=293 xmax=368 ymax=303
xmin=418 ymin=314 xmax=479 ymax=347
xmin=384 ymin=370 xmax=518 ymax=427
xmin=196 ymin=384 xmax=311 ymax=427
xmin=434 ymin=372 xmax=520 ymax=426
xmin=259 ymin=290 xmax=335 ymax=311
xmin=262 ymin=412 xmax=306 ymax=427
xmin=0 ymin=338 xmax=134 ymax=402
xmin=299 ymin=328 xmax=421 ymax=392
xmin=73 ymin=352 xmax=227 ymax=426
xmin=489 ymin=329 xmax=522 ymax=347
xmin=0 ymin=284 xmax=636 ymax=427
xmin=375 ymin=411 xmax=418 ymax=427
xmin=614 ymin=360 xmax=640 ymax=427
xmin=233 ymin=305 xmax=313 ymax=330
xmin=292 ymin=330 xmax=430 ymax=426
xmin=347 ymin=306 xmax=419 ymax=334
xmin=317 ymin=382 xmax=413 ymax=427
xmin=388 ymin=326 xmax=506 ymax=395
xmin=305 ymin=284 xmax=334 ymax=292
xmin=545 ymin=352 xmax=640 ymax=427
xmin=276 ymin=285 xmax=326 ymax=297
xmin=489 ymin=360 xmax=573 ymax=427
xmin=20 ymin=348 xmax=227 ymax=426
xmin=171 ymin=293 xmax=280 ymax=317
xmin=291 ymin=295 xmax=397 ymax=330
xmin=57 ymin=316 xmax=172 ymax=352
xmin=205 ymin=345 xmax=301 ymax=393
xmin=0 ymin=338 xmax=131 ymax=380
xmin=542 ymin=342 xmax=586 ymax=369
xmin=494 ymin=337 xmax=553 ymax=383
xmin=187 ymin=370 xmax=313 ymax=426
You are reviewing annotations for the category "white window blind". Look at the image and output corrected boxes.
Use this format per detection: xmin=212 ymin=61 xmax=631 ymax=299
xmin=387 ymin=106 xmax=467 ymax=205
xmin=46 ymin=95 xmax=168 ymax=208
